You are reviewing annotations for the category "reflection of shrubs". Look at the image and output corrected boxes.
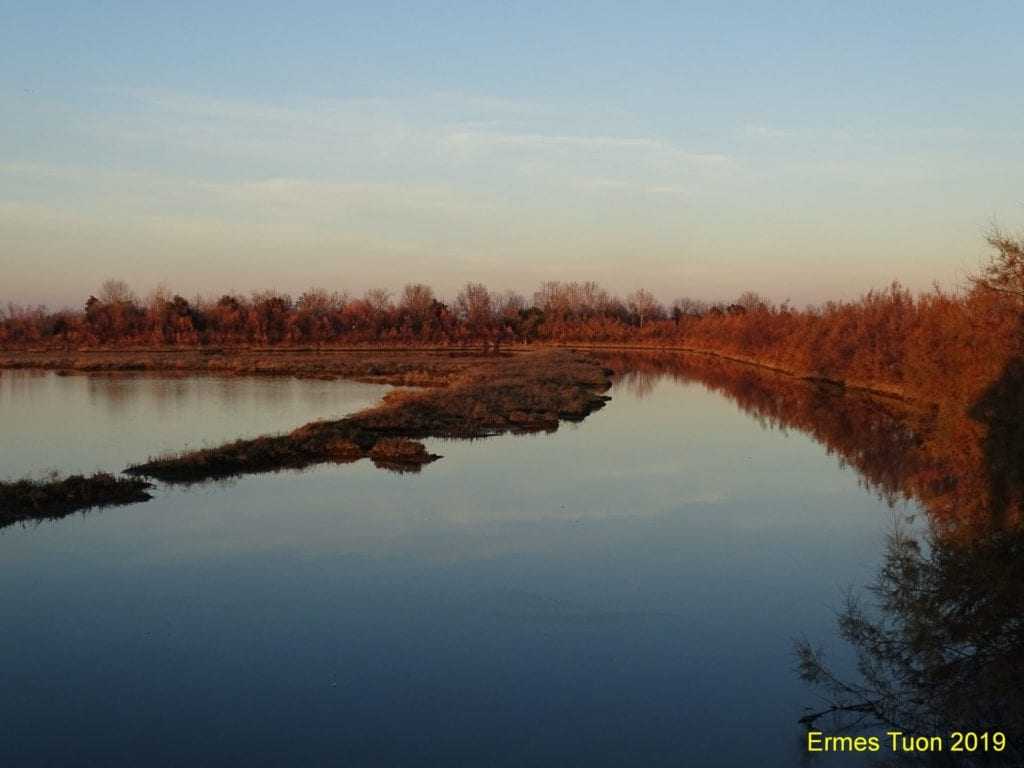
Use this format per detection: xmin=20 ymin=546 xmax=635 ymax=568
xmin=796 ymin=525 xmax=1024 ymax=765
xmin=1 ymin=472 xmax=153 ymax=527
xmin=970 ymin=356 xmax=1024 ymax=526
xmin=599 ymin=350 xmax=1020 ymax=535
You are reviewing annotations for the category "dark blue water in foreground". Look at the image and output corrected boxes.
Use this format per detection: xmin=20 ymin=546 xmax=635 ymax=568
xmin=0 ymin=369 xmax=905 ymax=766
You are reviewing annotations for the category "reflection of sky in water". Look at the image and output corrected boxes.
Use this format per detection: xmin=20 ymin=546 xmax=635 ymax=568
xmin=0 ymin=370 xmax=389 ymax=478
xmin=0 ymin=373 xmax=903 ymax=766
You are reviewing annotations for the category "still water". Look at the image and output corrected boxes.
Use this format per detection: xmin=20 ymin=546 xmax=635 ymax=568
xmin=0 ymin=364 xmax=922 ymax=766
xmin=0 ymin=371 xmax=390 ymax=479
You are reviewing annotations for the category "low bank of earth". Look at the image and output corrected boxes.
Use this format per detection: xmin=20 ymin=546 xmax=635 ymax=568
xmin=1 ymin=349 xmax=613 ymax=520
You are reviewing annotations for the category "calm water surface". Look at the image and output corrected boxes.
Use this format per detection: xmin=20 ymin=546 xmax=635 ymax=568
xmin=0 ymin=366 xmax=914 ymax=766
xmin=0 ymin=371 xmax=389 ymax=478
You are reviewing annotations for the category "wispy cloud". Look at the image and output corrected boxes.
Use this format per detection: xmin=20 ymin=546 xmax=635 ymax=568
xmin=443 ymin=129 xmax=736 ymax=173
xmin=77 ymin=89 xmax=739 ymax=195
xmin=1 ymin=87 xmax=743 ymax=227
xmin=740 ymin=122 xmax=791 ymax=140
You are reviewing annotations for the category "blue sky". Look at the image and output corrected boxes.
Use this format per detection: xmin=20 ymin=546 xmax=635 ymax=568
xmin=3 ymin=1 xmax=1022 ymax=307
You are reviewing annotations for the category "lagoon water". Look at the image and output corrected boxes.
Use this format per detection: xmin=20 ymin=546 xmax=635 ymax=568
xmin=0 ymin=365 xmax=910 ymax=766
xmin=0 ymin=371 xmax=390 ymax=480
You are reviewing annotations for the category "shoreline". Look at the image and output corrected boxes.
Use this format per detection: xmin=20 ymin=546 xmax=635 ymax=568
xmin=0 ymin=347 xmax=503 ymax=387
xmin=1 ymin=343 xmax=920 ymax=406
xmin=2 ymin=349 xmax=613 ymax=517
xmin=553 ymin=343 xmax=917 ymax=404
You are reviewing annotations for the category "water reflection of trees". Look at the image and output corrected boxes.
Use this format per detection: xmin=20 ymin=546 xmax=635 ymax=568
xmin=796 ymin=526 xmax=1024 ymax=766
xmin=603 ymin=352 xmax=1024 ymax=764
xmin=970 ymin=355 xmax=1024 ymax=530
xmin=616 ymin=368 xmax=661 ymax=400
xmin=601 ymin=352 xmax=1015 ymax=536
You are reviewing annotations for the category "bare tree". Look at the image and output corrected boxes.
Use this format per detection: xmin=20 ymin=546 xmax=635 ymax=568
xmin=493 ymin=289 xmax=525 ymax=320
xmin=735 ymin=291 xmax=770 ymax=312
xmin=364 ymin=288 xmax=393 ymax=314
xmin=99 ymin=279 xmax=135 ymax=305
xmin=533 ymin=281 xmax=612 ymax=320
xmin=297 ymin=287 xmax=340 ymax=313
xmin=455 ymin=282 xmax=494 ymax=350
xmin=627 ymin=288 xmax=661 ymax=328
xmin=399 ymin=283 xmax=434 ymax=317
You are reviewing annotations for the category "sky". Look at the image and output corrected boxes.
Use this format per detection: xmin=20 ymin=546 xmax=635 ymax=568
xmin=2 ymin=1 xmax=1023 ymax=308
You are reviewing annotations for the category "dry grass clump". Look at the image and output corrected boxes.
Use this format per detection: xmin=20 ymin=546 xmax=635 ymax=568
xmin=1 ymin=472 xmax=153 ymax=528
xmin=323 ymin=438 xmax=365 ymax=462
xmin=369 ymin=439 xmax=440 ymax=472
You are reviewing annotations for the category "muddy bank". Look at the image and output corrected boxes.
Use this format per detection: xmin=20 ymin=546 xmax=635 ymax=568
xmin=0 ymin=348 xmax=500 ymax=387
xmin=125 ymin=350 xmax=612 ymax=483
xmin=1 ymin=473 xmax=153 ymax=528
xmin=554 ymin=342 xmax=915 ymax=403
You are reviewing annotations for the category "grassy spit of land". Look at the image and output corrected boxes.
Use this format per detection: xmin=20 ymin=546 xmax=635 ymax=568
xmin=1 ymin=349 xmax=612 ymax=516
xmin=124 ymin=349 xmax=612 ymax=482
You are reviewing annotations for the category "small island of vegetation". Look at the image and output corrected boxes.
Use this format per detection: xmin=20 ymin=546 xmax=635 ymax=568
xmin=0 ymin=473 xmax=153 ymax=529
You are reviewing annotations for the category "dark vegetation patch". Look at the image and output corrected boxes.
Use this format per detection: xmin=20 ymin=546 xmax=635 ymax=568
xmin=0 ymin=473 xmax=153 ymax=528
xmin=126 ymin=350 xmax=612 ymax=483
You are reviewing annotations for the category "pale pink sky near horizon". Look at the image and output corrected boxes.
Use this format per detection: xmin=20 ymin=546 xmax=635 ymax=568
xmin=3 ymin=4 xmax=1022 ymax=310
xmin=1 ymin=173 xmax=996 ymax=310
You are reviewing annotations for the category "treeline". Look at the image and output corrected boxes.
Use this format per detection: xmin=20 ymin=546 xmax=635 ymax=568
xmin=0 ymin=280 xmax=707 ymax=349
xmin=0 ymin=276 xmax=775 ymax=350
xmin=3 ymin=234 xmax=1023 ymax=408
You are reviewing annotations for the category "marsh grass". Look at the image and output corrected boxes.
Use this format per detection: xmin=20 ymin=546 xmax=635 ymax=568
xmin=0 ymin=472 xmax=153 ymax=527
